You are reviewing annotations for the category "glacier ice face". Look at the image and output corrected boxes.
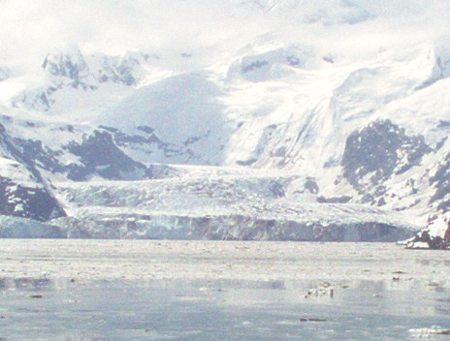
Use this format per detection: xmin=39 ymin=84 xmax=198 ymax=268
xmin=51 ymin=213 xmax=414 ymax=242
xmin=49 ymin=167 xmax=418 ymax=241
xmin=0 ymin=215 xmax=65 ymax=238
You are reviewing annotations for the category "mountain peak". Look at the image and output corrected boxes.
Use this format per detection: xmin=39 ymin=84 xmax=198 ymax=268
xmin=42 ymin=47 xmax=93 ymax=89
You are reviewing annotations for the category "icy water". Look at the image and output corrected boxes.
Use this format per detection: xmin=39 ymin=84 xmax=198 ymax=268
xmin=0 ymin=240 xmax=449 ymax=340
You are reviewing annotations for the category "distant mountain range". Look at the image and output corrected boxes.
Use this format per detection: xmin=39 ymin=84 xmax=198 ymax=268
xmin=0 ymin=1 xmax=449 ymax=240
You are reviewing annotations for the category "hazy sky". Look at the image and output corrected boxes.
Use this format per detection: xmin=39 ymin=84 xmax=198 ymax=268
xmin=0 ymin=0 xmax=448 ymax=70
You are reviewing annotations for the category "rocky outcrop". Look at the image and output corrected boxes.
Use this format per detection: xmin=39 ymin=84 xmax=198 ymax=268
xmin=404 ymin=220 xmax=450 ymax=250
xmin=0 ymin=124 xmax=66 ymax=221
xmin=0 ymin=177 xmax=65 ymax=222
xmin=402 ymin=214 xmax=450 ymax=249
xmin=97 ymin=52 xmax=149 ymax=86
xmin=406 ymin=229 xmax=450 ymax=249
xmin=42 ymin=48 xmax=94 ymax=90
xmin=65 ymin=130 xmax=147 ymax=181
xmin=12 ymin=124 xmax=153 ymax=182
xmin=429 ymin=152 xmax=450 ymax=213
xmin=342 ymin=119 xmax=431 ymax=205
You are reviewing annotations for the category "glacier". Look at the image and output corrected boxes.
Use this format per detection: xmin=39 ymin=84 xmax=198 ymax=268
xmin=49 ymin=166 xmax=417 ymax=240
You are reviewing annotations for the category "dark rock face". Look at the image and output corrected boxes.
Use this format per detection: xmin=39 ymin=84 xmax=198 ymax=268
xmin=14 ymin=138 xmax=64 ymax=175
xmin=242 ymin=60 xmax=269 ymax=73
xmin=14 ymin=126 xmax=155 ymax=183
xmin=342 ymin=119 xmax=430 ymax=203
xmin=0 ymin=124 xmax=66 ymax=221
xmin=0 ymin=177 xmax=65 ymax=222
xmin=65 ymin=130 xmax=147 ymax=181
xmin=236 ymin=158 xmax=257 ymax=166
xmin=317 ymin=196 xmax=352 ymax=204
xmin=406 ymin=227 xmax=450 ymax=250
xmin=429 ymin=152 xmax=450 ymax=213
xmin=343 ymin=120 xmax=430 ymax=186
xmin=304 ymin=178 xmax=319 ymax=194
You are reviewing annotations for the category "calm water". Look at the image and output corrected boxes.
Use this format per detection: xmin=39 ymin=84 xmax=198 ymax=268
xmin=0 ymin=240 xmax=449 ymax=340
xmin=0 ymin=277 xmax=449 ymax=340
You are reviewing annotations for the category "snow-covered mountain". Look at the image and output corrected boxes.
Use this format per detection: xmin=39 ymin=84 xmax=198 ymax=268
xmin=0 ymin=1 xmax=449 ymax=240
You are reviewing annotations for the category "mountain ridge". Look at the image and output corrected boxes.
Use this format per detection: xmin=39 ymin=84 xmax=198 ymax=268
xmin=0 ymin=22 xmax=449 ymax=240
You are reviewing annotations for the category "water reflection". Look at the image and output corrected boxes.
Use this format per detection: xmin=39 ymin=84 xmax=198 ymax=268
xmin=417 ymin=258 xmax=450 ymax=267
xmin=0 ymin=277 xmax=54 ymax=291
xmin=0 ymin=277 xmax=449 ymax=340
